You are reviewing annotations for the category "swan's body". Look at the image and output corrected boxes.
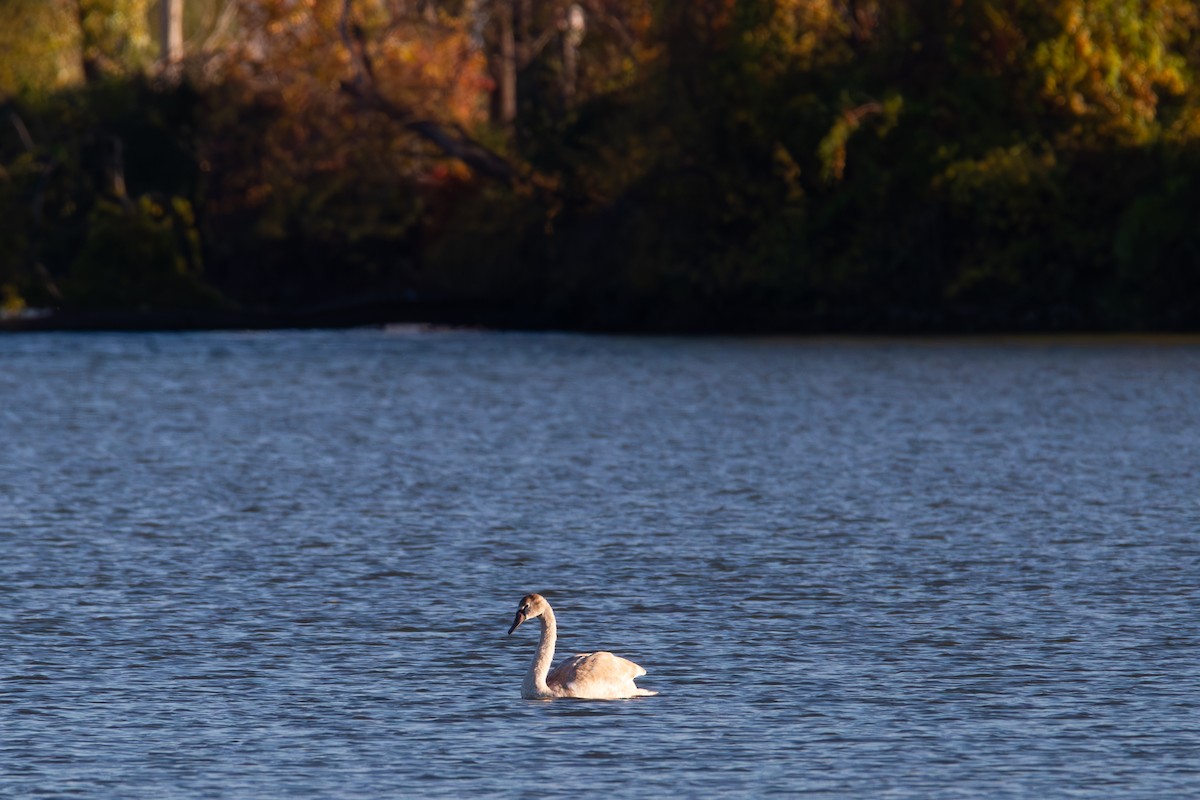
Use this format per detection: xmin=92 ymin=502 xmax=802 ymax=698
xmin=508 ymin=593 xmax=656 ymax=700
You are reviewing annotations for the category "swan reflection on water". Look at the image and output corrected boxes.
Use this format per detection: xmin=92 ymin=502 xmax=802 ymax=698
xmin=508 ymin=593 xmax=657 ymax=700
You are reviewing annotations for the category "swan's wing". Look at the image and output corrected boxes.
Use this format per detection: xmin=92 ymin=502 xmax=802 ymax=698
xmin=546 ymin=653 xmax=599 ymax=687
xmin=547 ymin=651 xmax=650 ymax=699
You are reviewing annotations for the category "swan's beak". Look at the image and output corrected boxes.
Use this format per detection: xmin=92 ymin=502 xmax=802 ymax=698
xmin=508 ymin=610 xmax=526 ymax=635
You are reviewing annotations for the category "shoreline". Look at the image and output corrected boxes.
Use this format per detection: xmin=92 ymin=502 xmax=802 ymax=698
xmin=3 ymin=305 xmax=1200 ymax=343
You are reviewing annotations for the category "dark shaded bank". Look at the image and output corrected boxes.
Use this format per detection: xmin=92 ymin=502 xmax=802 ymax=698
xmin=0 ymin=295 xmax=1166 ymax=335
xmin=0 ymin=298 xmax=504 ymax=334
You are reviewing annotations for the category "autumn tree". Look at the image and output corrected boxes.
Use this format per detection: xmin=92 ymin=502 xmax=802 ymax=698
xmin=1030 ymin=0 xmax=1198 ymax=145
xmin=76 ymin=0 xmax=156 ymax=81
xmin=0 ymin=0 xmax=83 ymax=96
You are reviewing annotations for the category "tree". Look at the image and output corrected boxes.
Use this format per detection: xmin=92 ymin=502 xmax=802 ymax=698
xmin=160 ymin=0 xmax=185 ymax=76
xmin=76 ymin=0 xmax=155 ymax=82
xmin=1031 ymin=0 xmax=1196 ymax=144
xmin=0 ymin=0 xmax=83 ymax=96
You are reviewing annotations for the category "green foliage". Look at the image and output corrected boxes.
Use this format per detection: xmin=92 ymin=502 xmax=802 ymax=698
xmin=78 ymin=0 xmax=156 ymax=80
xmin=65 ymin=195 xmax=220 ymax=309
xmin=1112 ymin=162 xmax=1200 ymax=327
xmin=0 ymin=78 xmax=209 ymax=310
xmin=0 ymin=0 xmax=83 ymax=96
xmin=0 ymin=71 xmax=432 ymax=315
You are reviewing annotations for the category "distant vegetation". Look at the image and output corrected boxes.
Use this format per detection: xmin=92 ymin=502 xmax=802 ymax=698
xmin=2 ymin=1 xmax=1200 ymax=331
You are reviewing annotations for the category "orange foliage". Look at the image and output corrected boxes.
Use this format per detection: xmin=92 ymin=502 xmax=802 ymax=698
xmin=197 ymin=0 xmax=498 ymax=222
xmin=222 ymin=0 xmax=490 ymax=163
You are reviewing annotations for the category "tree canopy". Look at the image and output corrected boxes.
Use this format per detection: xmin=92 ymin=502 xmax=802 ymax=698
xmin=2 ymin=0 xmax=1199 ymax=330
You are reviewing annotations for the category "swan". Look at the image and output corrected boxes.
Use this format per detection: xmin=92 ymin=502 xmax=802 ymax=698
xmin=507 ymin=593 xmax=657 ymax=700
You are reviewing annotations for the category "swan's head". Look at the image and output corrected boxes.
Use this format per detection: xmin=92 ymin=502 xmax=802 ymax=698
xmin=508 ymin=593 xmax=548 ymax=635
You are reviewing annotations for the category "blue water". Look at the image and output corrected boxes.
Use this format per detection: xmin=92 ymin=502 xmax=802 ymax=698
xmin=2 ymin=330 xmax=1198 ymax=798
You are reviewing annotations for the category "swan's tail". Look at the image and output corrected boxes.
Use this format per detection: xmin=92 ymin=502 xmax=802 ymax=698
xmin=634 ymin=688 xmax=658 ymax=697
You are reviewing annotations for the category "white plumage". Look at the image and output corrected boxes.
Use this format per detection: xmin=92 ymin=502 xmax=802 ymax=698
xmin=507 ymin=593 xmax=657 ymax=700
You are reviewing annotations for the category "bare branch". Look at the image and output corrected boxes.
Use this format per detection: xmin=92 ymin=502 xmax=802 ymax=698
xmin=581 ymin=0 xmax=636 ymax=54
xmin=7 ymin=108 xmax=36 ymax=152
xmin=340 ymin=79 xmax=522 ymax=187
xmin=844 ymin=101 xmax=883 ymax=125
xmin=200 ymin=0 xmax=241 ymax=52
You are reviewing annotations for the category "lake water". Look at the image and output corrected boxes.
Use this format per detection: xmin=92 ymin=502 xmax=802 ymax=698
xmin=2 ymin=330 xmax=1198 ymax=798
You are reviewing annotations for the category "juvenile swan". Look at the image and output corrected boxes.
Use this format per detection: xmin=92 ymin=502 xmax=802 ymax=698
xmin=507 ymin=593 xmax=656 ymax=699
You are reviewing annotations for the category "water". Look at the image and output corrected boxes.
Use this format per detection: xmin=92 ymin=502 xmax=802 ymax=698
xmin=2 ymin=330 xmax=1198 ymax=798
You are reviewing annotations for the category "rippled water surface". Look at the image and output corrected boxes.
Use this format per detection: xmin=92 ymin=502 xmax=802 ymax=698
xmin=2 ymin=330 xmax=1198 ymax=798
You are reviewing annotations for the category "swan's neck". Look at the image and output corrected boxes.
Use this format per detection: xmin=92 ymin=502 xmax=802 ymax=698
xmin=523 ymin=607 xmax=557 ymax=698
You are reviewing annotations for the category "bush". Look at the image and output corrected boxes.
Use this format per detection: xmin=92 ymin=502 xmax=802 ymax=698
xmin=64 ymin=195 xmax=223 ymax=310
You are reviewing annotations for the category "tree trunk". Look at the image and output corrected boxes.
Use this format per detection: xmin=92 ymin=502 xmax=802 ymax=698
xmin=76 ymin=1 xmax=102 ymax=83
xmin=498 ymin=0 xmax=517 ymax=126
xmin=160 ymin=0 xmax=184 ymax=76
xmin=561 ymin=4 xmax=584 ymax=105
xmin=517 ymin=0 xmax=531 ymax=64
